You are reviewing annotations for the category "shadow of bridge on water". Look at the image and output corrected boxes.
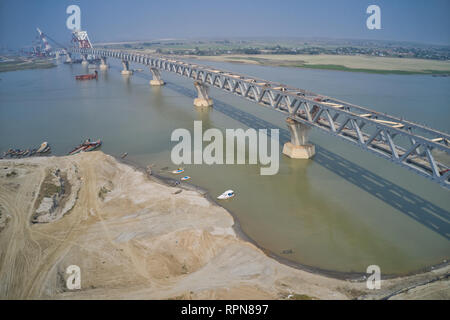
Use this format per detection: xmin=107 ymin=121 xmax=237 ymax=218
xmin=127 ymin=69 xmax=450 ymax=241
xmin=166 ymin=82 xmax=450 ymax=241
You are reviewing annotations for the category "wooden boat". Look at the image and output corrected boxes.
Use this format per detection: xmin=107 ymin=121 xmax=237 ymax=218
xmin=36 ymin=141 xmax=48 ymax=153
xmin=68 ymin=146 xmax=86 ymax=155
xmin=84 ymin=140 xmax=102 ymax=152
xmin=41 ymin=146 xmax=51 ymax=153
xmin=68 ymin=144 xmax=88 ymax=155
xmin=68 ymin=139 xmax=89 ymax=155
xmin=217 ymin=190 xmax=235 ymax=200
xmin=75 ymin=70 xmax=98 ymax=80
xmin=68 ymin=139 xmax=102 ymax=155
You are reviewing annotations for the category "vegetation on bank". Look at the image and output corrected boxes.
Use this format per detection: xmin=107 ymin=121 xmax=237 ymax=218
xmin=98 ymin=185 xmax=111 ymax=200
xmin=0 ymin=57 xmax=56 ymax=73
xmin=103 ymin=38 xmax=450 ymax=61
xmin=101 ymin=38 xmax=450 ymax=75
xmin=6 ymin=170 xmax=17 ymax=178
xmin=185 ymin=54 xmax=450 ymax=75
xmin=293 ymin=64 xmax=450 ymax=75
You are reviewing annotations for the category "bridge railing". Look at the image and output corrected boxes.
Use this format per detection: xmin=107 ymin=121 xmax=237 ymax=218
xmin=69 ymin=48 xmax=450 ymax=188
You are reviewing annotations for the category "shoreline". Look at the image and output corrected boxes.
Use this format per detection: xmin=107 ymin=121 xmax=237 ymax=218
xmin=114 ymin=153 xmax=450 ymax=282
xmin=179 ymin=54 xmax=450 ymax=76
xmin=0 ymin=152 xmax=448 ymax=299
xmin=0 ymin=57 xmax=56 ymax=73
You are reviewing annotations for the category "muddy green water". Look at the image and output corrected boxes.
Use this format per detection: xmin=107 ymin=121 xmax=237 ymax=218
xmin=0 ymin=58 xmax=449 ymax=275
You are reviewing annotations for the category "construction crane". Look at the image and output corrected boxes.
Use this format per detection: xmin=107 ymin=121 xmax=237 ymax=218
xmin=35 ymin=28 xmax=74 ymax=57
xmin=33 ymin=28 xmax=96 ymax=62
xmin=36 ymin=28 xmax=52 ymax=55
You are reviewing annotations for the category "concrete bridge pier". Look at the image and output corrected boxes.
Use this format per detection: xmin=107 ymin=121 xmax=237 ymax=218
xmin=81 ymin=54 xmax=88 ymax=66
xmin=149 ymin=68 xmax=165 ymax=86
xmin=65 ymin=52 xmax=73 ymax=64
xmin=282 ymin=118 xmax=315 ymax=159
xmin=193 ymin=81 xmax=213 ymax=108
xmin=99 ymin=57 xmax=108 ymax=70
xmin=121 ymin=60 xmax=133 ymax=75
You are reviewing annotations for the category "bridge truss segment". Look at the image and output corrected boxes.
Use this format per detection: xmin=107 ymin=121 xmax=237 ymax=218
xmin=70 ymin=48 xmax=450 ymax=189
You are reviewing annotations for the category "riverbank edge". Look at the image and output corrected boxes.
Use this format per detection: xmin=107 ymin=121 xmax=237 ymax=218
xmin=114 ymin=154 xmax=450 ymax=283
xmin=182 ymin=55 xmax=450 ymax=76
xmin=0 ymin=61 xmax=57 ymax=73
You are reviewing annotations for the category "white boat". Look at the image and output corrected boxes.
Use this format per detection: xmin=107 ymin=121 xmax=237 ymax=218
xmin=36 ymin=141 xmax=48 ymax=153
xmin=181 ymin=176 xmax=190 ymax=181
xmin=217 ymin=190 xmax=235 ymax=200
xmin=172 ymin=168 xmax=184 ymax=174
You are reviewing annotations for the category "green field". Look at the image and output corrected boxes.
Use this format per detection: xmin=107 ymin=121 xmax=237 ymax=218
xmin=0 ymin=57 xmax=56 ymax=73
xmin=185 ymin=54 xmax=450 ymax=75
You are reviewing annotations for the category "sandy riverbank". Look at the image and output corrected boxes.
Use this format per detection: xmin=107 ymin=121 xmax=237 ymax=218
xmin=0 ymin=56 xmax=56 ymax=73
xmin=0 ymin=152 xmax=448 ymax=299
xmin=178 ymin=54 xmax=450 ymax=75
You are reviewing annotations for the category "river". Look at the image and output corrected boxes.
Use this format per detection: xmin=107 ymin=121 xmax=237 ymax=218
xmin=0 ymin=58 xmax=449 ymax=275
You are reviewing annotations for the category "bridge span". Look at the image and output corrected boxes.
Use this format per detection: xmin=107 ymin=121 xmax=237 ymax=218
xmin=68 ymin=48 xmax=450 ymax=189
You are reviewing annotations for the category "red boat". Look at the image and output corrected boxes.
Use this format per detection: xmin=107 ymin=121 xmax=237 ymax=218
xmin=68 ymin=139 xmax=102 ymax=155
xmin=75 ymin=70 xmax=98 ymax=80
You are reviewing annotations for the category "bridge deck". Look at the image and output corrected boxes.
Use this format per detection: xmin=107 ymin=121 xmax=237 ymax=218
xmin=70 ymin=48 xmax=450 ymax=189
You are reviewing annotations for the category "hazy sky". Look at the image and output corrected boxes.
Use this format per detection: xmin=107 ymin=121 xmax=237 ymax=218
xmin=1 ymin=0 xmax=450 ymax=48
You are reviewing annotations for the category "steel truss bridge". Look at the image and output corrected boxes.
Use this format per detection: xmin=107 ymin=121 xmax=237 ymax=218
xmin=70 ymin=47 xmax=450 ymax=189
